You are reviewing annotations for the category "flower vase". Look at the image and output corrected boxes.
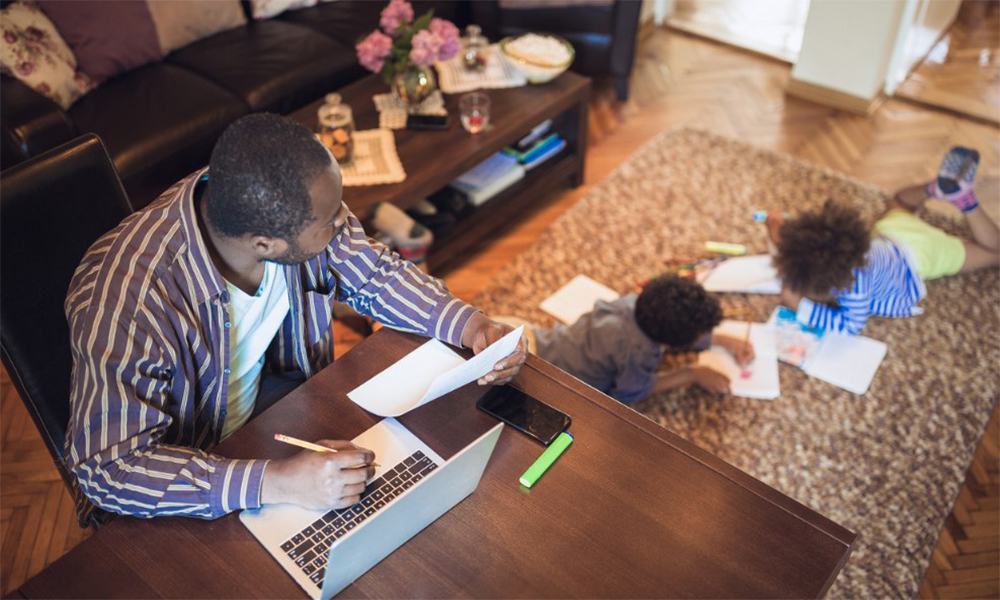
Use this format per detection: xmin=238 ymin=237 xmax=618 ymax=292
xmin=391 ymin=65 xmax=437 ymax=109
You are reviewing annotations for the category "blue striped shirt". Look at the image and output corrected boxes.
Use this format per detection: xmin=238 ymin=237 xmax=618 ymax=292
xmin=795 ymin=237 xmax=926 ymax=335
xmin=65 ymin=168 xmax=477 ymax=525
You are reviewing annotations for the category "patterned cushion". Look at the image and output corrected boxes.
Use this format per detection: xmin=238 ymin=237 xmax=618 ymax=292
xmin=146 ymin=1 xmax=247 ymax=55
xmin=249 ymin=0 xmax=319 ymax=20
xmin=37 ymin=0 xmax=163 ymax=83
xmin=0 ymin=2 xmax=95 ymax=110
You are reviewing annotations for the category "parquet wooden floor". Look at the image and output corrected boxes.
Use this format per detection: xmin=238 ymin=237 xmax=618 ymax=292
xmin=2 ymin=24 xmax=998 ymax=598
xmin=896 ymin=0 xmax=1000 ymax=125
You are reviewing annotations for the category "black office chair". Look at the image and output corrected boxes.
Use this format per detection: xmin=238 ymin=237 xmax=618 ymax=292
xmin=1 ymin=133 xmax=133 ymax=494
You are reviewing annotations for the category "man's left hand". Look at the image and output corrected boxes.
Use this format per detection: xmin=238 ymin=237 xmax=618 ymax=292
xmin=461 ymin=313 xmax=528 ymax=386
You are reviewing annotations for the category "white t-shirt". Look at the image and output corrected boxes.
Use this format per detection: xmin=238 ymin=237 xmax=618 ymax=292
xmin=221 ymin=261 xmax=290 ymax=440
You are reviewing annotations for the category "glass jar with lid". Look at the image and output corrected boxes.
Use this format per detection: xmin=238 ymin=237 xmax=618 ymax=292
xmin=462 ymin=24 xmax=488 ymax=71
xmin=318 ymin=93 xmax=354 ymax=164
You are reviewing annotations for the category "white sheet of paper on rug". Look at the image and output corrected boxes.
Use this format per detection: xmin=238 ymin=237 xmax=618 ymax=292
xmin=347 ymin=326 xmax=524 ymax=417
xmin=802 ymin=332 xmax=887 ymax=395
xmin=540 ymin=275 xmax=620 ymax=325
xmin=697 ymin=320 xmax=780 ymax=400
xmin=700 ymin=255 xmax=781 ymax=294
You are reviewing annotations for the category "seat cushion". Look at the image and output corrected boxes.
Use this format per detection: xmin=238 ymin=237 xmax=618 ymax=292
xmin=278 ymin=0 xmax=464 ymax=47
xmin=166 ymin=19 xmax=359 ymax=113
xmin=68 ymin=63 xmax=247 ymax=206
xmin=497 ymin=4 xmax=613 ymax=35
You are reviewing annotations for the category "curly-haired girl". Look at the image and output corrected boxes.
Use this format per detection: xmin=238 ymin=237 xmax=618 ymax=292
xmin=768 ymin=147 xmax=999 ymax=335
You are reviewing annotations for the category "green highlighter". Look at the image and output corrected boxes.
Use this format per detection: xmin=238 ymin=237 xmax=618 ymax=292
xmin=519 ymin=431 xmax=573 ymax=488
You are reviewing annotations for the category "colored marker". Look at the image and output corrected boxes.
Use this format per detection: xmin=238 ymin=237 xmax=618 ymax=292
xmin=520 ymin=431 xmax=573 ymax=488
xmin=705 ymin=241 xmax=746 ymax=255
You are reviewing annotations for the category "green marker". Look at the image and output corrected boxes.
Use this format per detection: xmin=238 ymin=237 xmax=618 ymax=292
xmin=705 ymin=241 xmax=747 ymax=255
xmin=520 ymin=431 xmax=573 ymax=488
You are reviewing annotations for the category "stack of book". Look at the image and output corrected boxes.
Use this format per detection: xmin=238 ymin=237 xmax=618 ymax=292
xmin=501 ymin=119 xmax=566 ymax=171
xmin=449 ymin=152 xmax=526 ymax=207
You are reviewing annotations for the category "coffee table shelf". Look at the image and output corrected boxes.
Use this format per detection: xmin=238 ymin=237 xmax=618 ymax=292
xmin=291 ymin=72 xmax=591 ymax=274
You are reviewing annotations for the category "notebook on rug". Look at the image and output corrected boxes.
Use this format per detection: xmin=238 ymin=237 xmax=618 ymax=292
xmin=241 ymin=418 xmax=504 ymax=599
xmin=768 ymin=307 xmax=887 ymax=395
xmin=697 ymin=320 xmax=780 ymax=400
xmin=699 ymin=255 xmax=781 ymax=294
xmin=539 ymin=274 xmax=620 ymax=325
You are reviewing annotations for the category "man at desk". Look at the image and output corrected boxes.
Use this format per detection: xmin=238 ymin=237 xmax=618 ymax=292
xmin=64 ymin=114 xmax=526 ymax=526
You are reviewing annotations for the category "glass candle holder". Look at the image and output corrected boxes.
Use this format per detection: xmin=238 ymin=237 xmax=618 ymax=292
xmin=459 ymin=91 xmax=490 ymax=135
xmin=318 ymin=93 xmax=355 ymax=164
xmin=462 ymin=24 xmax=488 ymax=71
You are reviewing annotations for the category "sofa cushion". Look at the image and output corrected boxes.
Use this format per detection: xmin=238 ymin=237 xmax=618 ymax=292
xmin=278 ymin=0 xmax=463 ymax=47
xmin=166 ymin=19 xmax=359 ymax=113
xmin=147 ymin=0 xmax=247 ymax=55
xmin=497 ymin=3 xmax=613 ymax=36
xmin=249 ymin=0 xmax=318 ymax=21
xmin=37 ymin=0 xmax=163 ymax=82
xmin=0 ymin=2 xmax=96 ymax=110
xmin=68 ymin=63 xmax=246 ymax=184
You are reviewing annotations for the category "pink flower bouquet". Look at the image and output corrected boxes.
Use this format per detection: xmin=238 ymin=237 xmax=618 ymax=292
xmin=355 ymin=0 xmax=460 ymax=84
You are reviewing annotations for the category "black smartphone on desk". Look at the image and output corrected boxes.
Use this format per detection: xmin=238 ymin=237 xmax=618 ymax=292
xmin=406 ymin=114 xmax=449 ymax=130
xmin=477 ymin=386 xmax=570 ymax=446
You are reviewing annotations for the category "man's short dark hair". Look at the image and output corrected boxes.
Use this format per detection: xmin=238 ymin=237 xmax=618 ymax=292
xmin=634 ymin=274 xmax=723 ymax=348
xmin=205 ymin=113 xmax=332 ymax=241
xmin=774 ymin=199 xmax=871 ymax=296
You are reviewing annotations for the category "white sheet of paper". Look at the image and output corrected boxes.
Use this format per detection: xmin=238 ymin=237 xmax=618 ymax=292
xmin=540 ymin=275 xmax=620 ymax=325
xmin=419 ymin=326 xmax=523 ymax=403
xmin=347 ymin=326 xmax=524 ymax=417
xmin=700 ymin=255 xmax=781 ymax=295
xmin=697 ymin=320 xmax=780 ymax=400
xmin=347 ymin=339 xmax=465 ymax=417
xmin=803 ymin=332 xmax=887 ymax=395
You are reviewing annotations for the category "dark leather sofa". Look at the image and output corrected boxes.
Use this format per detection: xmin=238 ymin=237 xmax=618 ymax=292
xmin=0 ymin=0 xmax=468 ymax=209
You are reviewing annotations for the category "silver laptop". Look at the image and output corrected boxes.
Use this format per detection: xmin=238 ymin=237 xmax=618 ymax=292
xmin=241 ymin=418 xmax=504 ymax=599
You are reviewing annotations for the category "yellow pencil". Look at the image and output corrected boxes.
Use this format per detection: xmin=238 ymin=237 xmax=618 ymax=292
xmin=274 ymin=434 xmax=380 ymax=467
xmin=740 ymin=317 xmax=753 ymax=379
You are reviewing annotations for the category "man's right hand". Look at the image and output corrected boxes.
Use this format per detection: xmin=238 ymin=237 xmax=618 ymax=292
xmin=260 ymin=440 xmax=376 ymax=510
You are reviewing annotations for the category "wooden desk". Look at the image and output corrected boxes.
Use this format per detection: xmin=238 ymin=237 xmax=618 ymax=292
xmin=17 ymin=329 xmax=855 ymax=598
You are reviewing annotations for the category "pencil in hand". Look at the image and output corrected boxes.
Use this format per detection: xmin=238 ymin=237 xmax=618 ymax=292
xmin=740 ymin=319 xmax=753 ymax=379
xmin=273 ymin=434 xmax=380 ymax=468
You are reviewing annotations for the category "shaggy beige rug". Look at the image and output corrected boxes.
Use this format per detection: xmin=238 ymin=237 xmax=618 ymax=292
xmin=473 ymin=128 xmax=999 ymax=599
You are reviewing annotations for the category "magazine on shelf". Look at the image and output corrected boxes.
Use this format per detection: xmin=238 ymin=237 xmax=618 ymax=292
xmin=449 ymin=152 xmax=526 ymax=207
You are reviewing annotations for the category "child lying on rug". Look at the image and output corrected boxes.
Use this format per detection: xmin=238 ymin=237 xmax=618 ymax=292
xmin=497 ymin=274 xmax=755 ymax=402
xmin=767 ymin=147 xmax=1000 ymax=335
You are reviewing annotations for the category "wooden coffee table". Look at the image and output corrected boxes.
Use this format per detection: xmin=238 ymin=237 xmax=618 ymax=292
xmin=290 ymin=72 xmax=591 ymax=273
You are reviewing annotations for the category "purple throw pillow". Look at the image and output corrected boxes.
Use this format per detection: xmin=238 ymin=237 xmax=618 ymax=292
xmin=37 ymin=0 xmax=162 ymax=82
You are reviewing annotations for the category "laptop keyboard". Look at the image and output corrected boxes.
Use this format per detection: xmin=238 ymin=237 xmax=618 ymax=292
xmin=279 ymin=450 xmax=438 ymax=588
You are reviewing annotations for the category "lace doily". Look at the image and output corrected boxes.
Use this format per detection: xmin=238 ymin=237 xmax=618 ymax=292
xmin=436 ymin=45 xmax=527 ymax=94
xmin=332 ymin=129 xmax=406 ymax=186
xmin=373 ymin=90 xmax=448 ymax=130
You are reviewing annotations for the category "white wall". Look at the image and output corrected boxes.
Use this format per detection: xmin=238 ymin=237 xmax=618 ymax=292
xmin=640 ymin=0 xmax=673 ymax=25
xmin=791 ymin=0 xmax=908 ymax=100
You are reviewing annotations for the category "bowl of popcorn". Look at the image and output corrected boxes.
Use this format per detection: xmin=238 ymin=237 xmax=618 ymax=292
xmin=499 ymin=33 xmax=574 ymax=84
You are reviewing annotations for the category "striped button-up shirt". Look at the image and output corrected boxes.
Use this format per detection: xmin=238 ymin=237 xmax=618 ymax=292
xmin=795 ymin=237 xmax=925 ymax=335
xmin=65 ymin=168 xmax=477 ymax=524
